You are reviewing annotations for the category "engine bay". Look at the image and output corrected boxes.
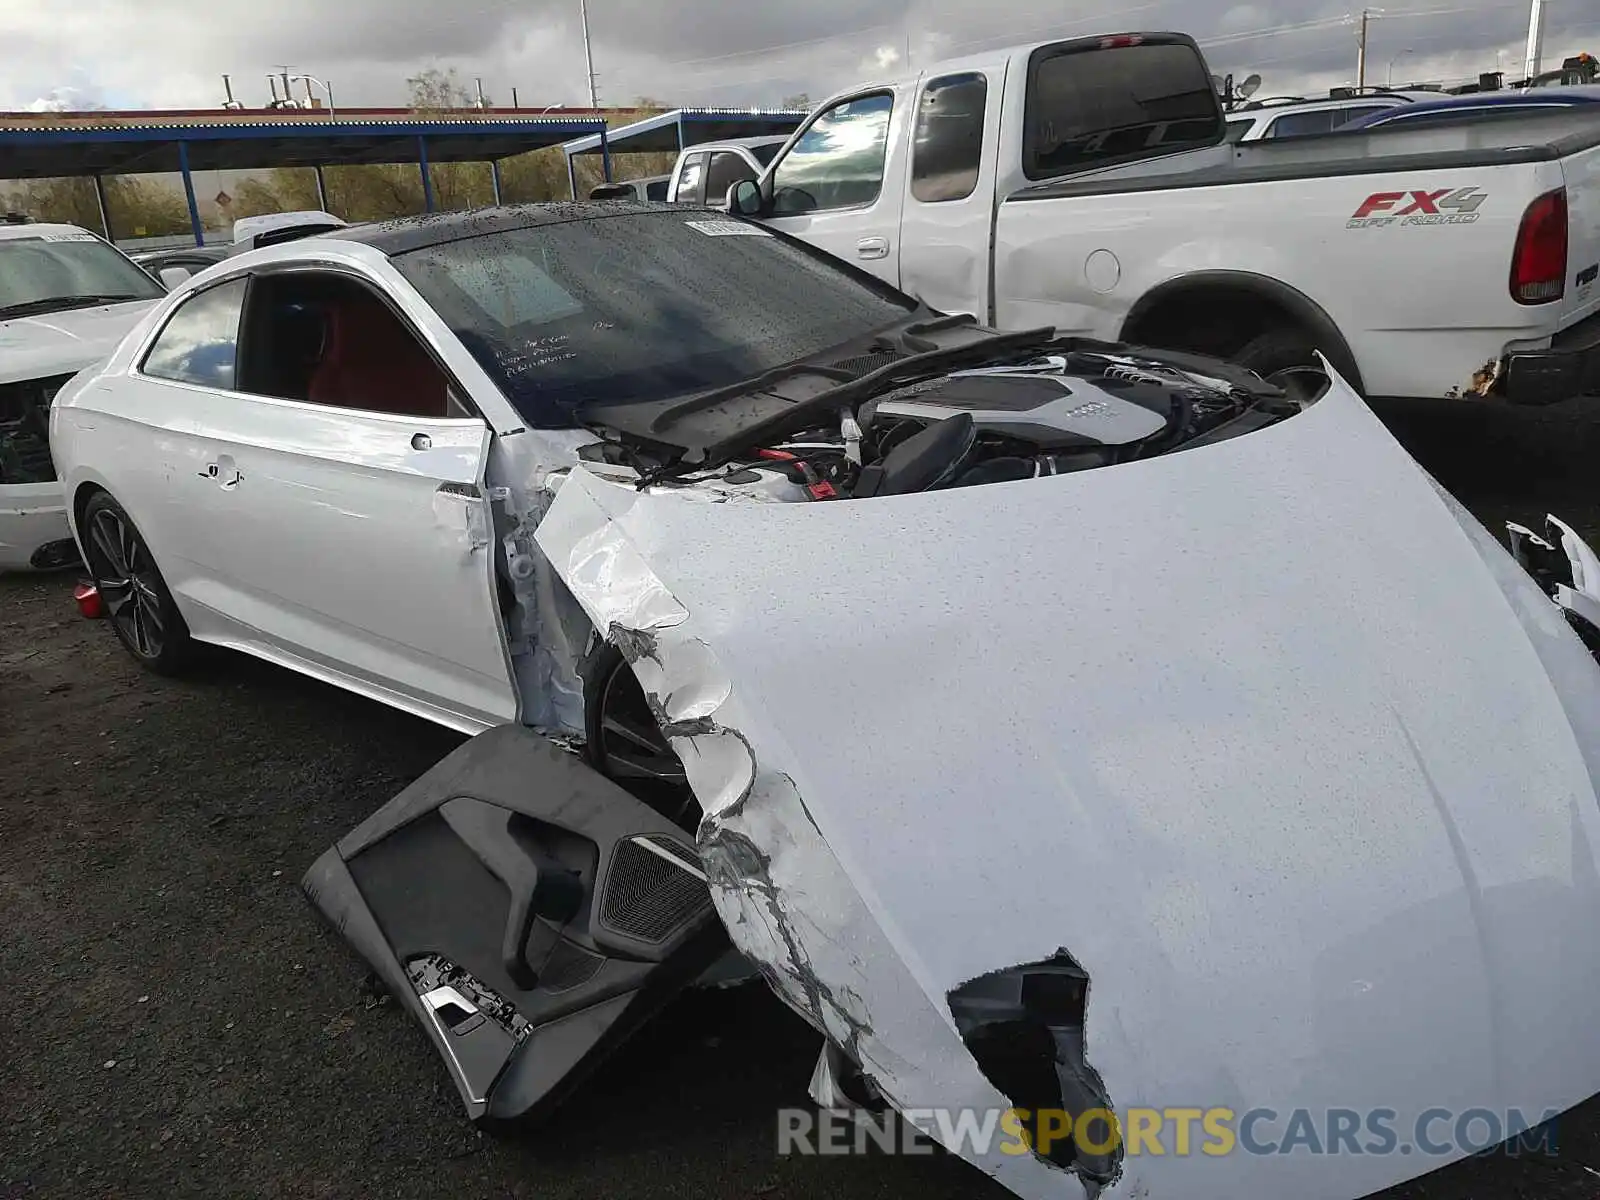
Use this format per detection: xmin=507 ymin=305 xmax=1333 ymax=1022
xmin=577 ymin=342 xmax=1310 ymax=503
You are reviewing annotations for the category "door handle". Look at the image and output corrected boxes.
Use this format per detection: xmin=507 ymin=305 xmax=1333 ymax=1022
xmin=200 ymin=456 xmax=242 ymax=490
xmin=857 ymin=236 xmax=890 ymax=260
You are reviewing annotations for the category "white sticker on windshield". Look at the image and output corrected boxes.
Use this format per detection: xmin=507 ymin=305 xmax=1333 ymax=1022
xmin=38 ymin=231 xmax=101 ymax=242
xmin=683 ymin=220 xmax=772 ymax=237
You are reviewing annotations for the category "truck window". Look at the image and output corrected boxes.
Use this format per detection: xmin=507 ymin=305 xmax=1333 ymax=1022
xmin=1223 ymin=118 xmax=1255 ymax=143
xmin=1023 ymin=38 xmax=1223 ymax=179
xmin=705 ymin=152 xmax=758 ymax=206
xmin=771 ymin=92 xmax=894 ymax=215
xmin=676 ymin=154 xmax=708 ymax=204
xmin=911 ymin=72 xmax=988 ymax=203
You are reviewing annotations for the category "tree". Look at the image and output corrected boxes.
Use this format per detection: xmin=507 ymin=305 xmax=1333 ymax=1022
xmin=781 ymin=92 xmax=812 ymax=110
xmin=408 ymin=66 xmax=484 ymax=112
xmin=3 ymin=175 xmax=191 ymax=239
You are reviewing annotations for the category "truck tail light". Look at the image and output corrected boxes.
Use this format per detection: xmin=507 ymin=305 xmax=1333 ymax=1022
xmin=1510 ymin=187 xmax=1568 ymax=304
xmin=1098 ymin=34 xmax=1145 ymax=48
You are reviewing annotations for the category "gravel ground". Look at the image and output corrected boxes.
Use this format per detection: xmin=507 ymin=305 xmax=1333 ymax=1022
xmin=6 ymin=395 xmax=1600 ymax=1200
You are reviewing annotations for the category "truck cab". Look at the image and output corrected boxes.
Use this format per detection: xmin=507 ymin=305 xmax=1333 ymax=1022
xmin=732 ymin=34 xmax=1225 ymax=323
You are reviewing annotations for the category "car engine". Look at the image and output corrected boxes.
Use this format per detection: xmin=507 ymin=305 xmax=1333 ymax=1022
xmin=583 ymin=346 xmax=1304 ymax=505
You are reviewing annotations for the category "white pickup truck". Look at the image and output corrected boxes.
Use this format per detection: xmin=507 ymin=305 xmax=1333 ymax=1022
xmin=727 ymin=32 xmax=1600 ymax=405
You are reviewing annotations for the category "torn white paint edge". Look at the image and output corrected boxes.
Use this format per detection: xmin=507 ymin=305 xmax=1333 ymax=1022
xmin=533 ymin=465 xmax=1075 ymax=1200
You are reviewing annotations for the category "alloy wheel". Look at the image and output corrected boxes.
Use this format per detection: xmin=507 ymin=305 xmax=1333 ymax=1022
xmin=85 ymin=507 xmax=165 ymax=659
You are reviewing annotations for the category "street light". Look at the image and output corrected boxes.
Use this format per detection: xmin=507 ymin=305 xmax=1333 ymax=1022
xmin=290 ymin=73 xmax=336 ymax=120
xmin=1387 ymin=48 xmax=1413 ymax=86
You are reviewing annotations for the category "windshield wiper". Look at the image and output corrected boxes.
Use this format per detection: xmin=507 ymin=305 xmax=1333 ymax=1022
xmin=0 ymin=294 xmax=145 ymax=319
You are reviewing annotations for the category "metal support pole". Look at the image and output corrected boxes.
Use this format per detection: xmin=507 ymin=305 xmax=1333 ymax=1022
xmin=490 ymin=159 xmax=504 ymax=206
xmin=418 ymin=136 xmax=435 ymax=212
xmin=1524 ymin=0 xmax=1548 ymax=81
xmin=314 ymin=164 xmax=329 ymax=213
xmin=600 ymin=125 xmax=612 ymax=182
xmin=579 ymin=0 xmax=599 ymax=109
xmin=91 ymin=174 xmax=112 ymax=240
xmin=177 ymin=141 xmax=204 ymax=247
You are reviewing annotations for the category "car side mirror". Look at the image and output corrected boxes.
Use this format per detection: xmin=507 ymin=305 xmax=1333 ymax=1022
xmin=158 ymin=266 xmax=190 ymax=289
xmin=728 ymin=179 xmax=764 ymax=217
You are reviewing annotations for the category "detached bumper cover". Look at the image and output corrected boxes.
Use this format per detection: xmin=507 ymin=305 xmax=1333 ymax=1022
xmin=0 ymin=482 xmax=73 ymax=570
xmin=1501 ymin=309 xmax=1600 ymax=404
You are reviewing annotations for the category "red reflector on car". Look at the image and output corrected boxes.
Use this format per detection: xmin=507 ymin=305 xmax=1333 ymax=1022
xmin=73 ymin=581 xmax=105 ymax=619
xmin=1510 ymin=187 xmax=1568 ymax=304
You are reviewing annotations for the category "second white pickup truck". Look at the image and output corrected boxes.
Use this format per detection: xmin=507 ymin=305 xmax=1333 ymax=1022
xmin=728 ymin=32 xmax=1600 ymax=405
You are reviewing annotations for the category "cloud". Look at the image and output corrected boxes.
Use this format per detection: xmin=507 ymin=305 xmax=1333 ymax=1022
xmin=0 ymin=0 xmax=1595 ymax=115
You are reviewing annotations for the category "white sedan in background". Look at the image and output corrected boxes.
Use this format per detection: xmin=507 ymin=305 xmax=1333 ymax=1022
xmin=0 ymin=221 xmax=166 ymax=570
xmin=49 ymin=201 xmax=1600 ymax=1200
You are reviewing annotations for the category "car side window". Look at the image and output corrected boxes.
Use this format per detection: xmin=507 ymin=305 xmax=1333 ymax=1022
xmin=140 ymin=277 xmax=247 ymax=390
xmin=911 ymin=72 xmax=988 ymax=203
xmin=770 ymin=92 xmax=894 ymax=215
xmin=1262 ymin=109 xmax=1337 ymax=139
xmin=1337 ymin=105 xmax=1390 ymax=127
xmin=705 ymin=152 xmax=758 ymax=206
xmin=1223 ymin=118 xmax=1255 ymax=142
xmin=676 ymin=154 xmax=708 ymax=204
xmin=234 ymin=271 xmax=461 ymax=420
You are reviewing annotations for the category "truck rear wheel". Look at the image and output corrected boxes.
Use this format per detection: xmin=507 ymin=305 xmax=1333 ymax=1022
xmin=1234 ymin=327 xmax=1329 ymax=403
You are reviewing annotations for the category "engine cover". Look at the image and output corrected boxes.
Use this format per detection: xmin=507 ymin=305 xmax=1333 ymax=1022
xmin=868 ymin=369 xmax=1171 ymax=450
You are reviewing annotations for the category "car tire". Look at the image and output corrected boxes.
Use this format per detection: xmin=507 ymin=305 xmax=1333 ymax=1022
xmin=79 ymin=491 xmax=194 ymax=676
xmin=579 ymin=639 xmax=697 ymax=828
xmin=1234 ymin=327 xmax=1332 ymax=404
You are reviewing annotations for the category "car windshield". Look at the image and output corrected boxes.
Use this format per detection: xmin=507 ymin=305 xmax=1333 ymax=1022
xmin=0 ymin=232 xmax=164 ymax=316
xmin=393 ymin=209 xmax=918 ymax=427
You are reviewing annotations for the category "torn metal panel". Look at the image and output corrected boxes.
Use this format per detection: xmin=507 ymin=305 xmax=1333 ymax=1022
xmin=1446 ymin=357 xmax=1503 ymax=398
xmin=484 ymin=429 xmax=594 ymax=735
xmin=536 ymin=378 xmax=1600 ymax=1200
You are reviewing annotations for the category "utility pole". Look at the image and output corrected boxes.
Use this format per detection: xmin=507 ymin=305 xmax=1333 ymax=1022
xmin=1524 ymin=0 xmax=1548 ymax=81
xmin=579 ymin=0 xmax=599 ymax=108
xmin=1352 ymin=8 xmax=1388 ymax=89
xmin=1356 ymin=9 xmax=1371 ymax=89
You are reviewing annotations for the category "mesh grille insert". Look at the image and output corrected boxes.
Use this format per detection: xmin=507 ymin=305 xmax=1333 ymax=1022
xmin=600 ymin=836 xmax=710 ymax=944
xmin=538 ymin=938 xmax=605 ymax=993
xmin=835 ymin=350 xmax=902 ymax=378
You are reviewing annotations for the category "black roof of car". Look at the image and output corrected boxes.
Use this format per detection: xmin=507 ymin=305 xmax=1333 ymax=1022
xmin=327 ymin=201 xmax=708 ymax=255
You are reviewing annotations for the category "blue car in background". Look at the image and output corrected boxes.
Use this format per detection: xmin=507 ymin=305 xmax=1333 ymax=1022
xmin=1338 ymin=88 xmax=1600 ymax=130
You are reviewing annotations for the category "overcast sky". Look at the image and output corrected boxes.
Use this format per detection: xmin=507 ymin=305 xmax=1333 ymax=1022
xmin=1 ymin=0 xmax=1596 ymax=114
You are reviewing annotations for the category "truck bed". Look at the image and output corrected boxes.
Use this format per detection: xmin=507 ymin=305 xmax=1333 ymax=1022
xmin=1009 ymin=110 xmax=1600 ymax=201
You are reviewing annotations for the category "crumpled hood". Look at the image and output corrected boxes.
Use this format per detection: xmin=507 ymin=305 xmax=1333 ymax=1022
xmin=0 ymin=300 xmax=156 ymax=385
xmin=536 ymin=379 xmax=1600 ymax=1200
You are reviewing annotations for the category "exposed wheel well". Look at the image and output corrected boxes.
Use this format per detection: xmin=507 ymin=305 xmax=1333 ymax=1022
xmin=1119 ymin=276 xmax=1364 ymax=393
xmin=1122 ymin=285 xmax=1297 ymax=360
xmin=72 ymin=481 xmax=108 ymax=534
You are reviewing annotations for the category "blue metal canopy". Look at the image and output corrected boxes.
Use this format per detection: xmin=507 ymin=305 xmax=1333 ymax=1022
xmin=561 ymin=107 xmax=806 ymax=184
xmin=0 ymin=114 xmax=608 ymax=245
